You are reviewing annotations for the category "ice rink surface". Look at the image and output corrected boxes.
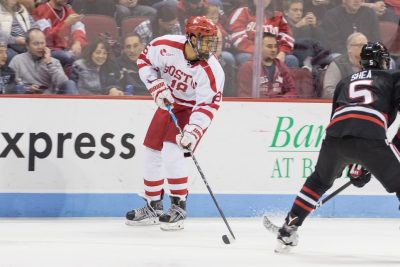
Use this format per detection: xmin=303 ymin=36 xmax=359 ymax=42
xmin=0 ymin=217 xmax=399 ymax=267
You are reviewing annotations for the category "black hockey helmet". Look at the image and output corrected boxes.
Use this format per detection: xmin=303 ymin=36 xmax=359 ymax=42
xmin=360 ymin=41 xmax=390 ymax=70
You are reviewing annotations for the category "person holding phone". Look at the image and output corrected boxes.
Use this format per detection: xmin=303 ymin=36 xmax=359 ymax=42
xmin=9 ymin=28 xmax=78 ymax=94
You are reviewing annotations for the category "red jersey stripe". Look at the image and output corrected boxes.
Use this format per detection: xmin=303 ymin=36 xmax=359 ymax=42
xmin=152 ymin=39 xmax=184 ymax=50
xmin=328 ymin=113 xmax=385 ymax=129
xmin=199 ymin=61 xmax=217 ymax=92
xmin=139 ymin=54 xmax=151 ymax=65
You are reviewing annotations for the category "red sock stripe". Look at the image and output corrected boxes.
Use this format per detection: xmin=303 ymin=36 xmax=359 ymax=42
xmin=145 ymin=190 xmax=163 ymax=197
xmin=170 ymin=189 xmax=188 ymax=196
xmin=167 ymin=177 xmax=188 ymax=185
xmin=301 ymin=186 xmax=321 ymax=200
xmin=144 ymin=179 xmax=164 ymax=187
xmin=294 ymin=199 xmax=314 ymax=212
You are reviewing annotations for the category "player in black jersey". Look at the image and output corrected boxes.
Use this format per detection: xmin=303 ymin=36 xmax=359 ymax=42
xmin=273 ymin=42 xmax=400 ymax=253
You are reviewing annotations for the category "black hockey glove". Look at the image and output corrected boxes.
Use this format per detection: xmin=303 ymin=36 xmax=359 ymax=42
xmin=347 ymin=164 xmax=371 ymax=188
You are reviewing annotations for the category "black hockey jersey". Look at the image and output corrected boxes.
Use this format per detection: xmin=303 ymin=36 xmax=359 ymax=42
xmin=326 ymin=69 xmax=400 ymax=139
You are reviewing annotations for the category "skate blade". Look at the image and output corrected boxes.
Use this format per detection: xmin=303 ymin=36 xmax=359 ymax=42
xmin=160 ymin=220 xmax=184 ymax=231
xmin=274 ymin=240 xmax=294 ymax=253
xmin=125 ymin=218 xmax=160 ymax=226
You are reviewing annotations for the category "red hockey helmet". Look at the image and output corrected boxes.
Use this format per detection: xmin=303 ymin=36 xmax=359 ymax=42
xmin=185 ymin=16 xmax=218 ymax=37
xmin=185 ymin=16 xmax=218 ymax=60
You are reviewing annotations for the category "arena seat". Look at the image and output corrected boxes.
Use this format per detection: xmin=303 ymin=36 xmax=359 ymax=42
xmin=289 ymin=68 xmax=315 ymax=98
xmin=120 ymin=16 xmax=149 ymax=38
xmin=81 ymin=15 xmax=119 ymax=43
xmin=379 ymin=21 xmax=398 ymax=52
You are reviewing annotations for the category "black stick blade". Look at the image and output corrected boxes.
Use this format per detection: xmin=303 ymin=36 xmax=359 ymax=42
xmin=222 ymin=234 xmax=235 ymax=244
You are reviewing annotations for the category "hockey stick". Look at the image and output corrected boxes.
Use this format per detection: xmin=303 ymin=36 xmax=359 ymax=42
xmin=263 ymin=180 xmax=353 ymax=234
xmin=166 ymin=105 xmax=236 ymax=244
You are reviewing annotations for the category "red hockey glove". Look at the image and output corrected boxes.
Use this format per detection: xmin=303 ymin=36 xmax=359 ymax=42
xmin=148 ymin=79 xmax=174 ymax=110
xmin=347 ymin=164 xmax=371 ymax=188
xmin=176 ymin=124 xmax=203 ymax=151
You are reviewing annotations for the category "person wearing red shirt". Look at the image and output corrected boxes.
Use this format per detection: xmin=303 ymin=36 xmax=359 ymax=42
xmin=238 ymin=32 xmax=296 ymax=98
xmin=229 ymin=0 xmax=298 ymax=67
xmin=32 ymin=0 xmax=87 ymax=67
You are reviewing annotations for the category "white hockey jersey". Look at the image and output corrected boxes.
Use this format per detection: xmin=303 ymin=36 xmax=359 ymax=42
xmin=137 ymin=35 xmax=225 ymax=131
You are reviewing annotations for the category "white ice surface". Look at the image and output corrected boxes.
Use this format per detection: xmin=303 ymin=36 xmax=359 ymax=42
xmin=0 ymin=218 xmax=399 ymax=267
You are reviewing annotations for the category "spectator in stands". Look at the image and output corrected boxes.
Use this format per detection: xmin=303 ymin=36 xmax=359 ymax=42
xmin=206 ymin=4 xmax=229 ymax=57
xmin=229 ymin=0 xmax=298 ymax=67
xmin=283 ymin=0 xmax=327 ymax=69
xmin=206 ymin=4 xmax=237 ymax=96
xmin=362 ymin=1 xmax=399 ymax=22
xmin=117 ymin=33 xmax=147 ymax=95
xmin=0 ymin=0 xmax=38 ymax=63
xmin=385 ymin=1 xmax=400 ymax=18
xmin=9 ymin=28 xmax=78 ymax=94
xmin=71 ymin=0 xmax=117 ymax=17
xmin=284 ymin=0 xmax=322 ymax=41
xmin=18 ymin=0 xmax=35 ymax=12
xmin=237 ymin=32 xmax=296 ymax=98
xmin=72 ymin=38 xmax=123 ymax=95
xmin=303 ymin=0 xmax=340 ymax=23
xmin=321 ymin=32 xmax=368 ymax=98
xmin=176 ymin=0 xmax=209 ymax=27
xmin=152 ymin=0 xmax=178 ymax=9
xmin=225 ymin=0 xmax=247 ymax=16
xmin=115 ymin=0 xmax=157 ymax=27
xmin=321 ymin=0 xmax=380 ymax=55
xmin=134 ymin=4 xmax=181 ymax=45
xmin=149 ymin=0 xmax=173 ymax=7
xmin=19 ymin=0 xmax=47 ymax=13
xmin=32 ymin=0 xmax=87 ymax=67
xmin=0 ymin=38 xmax=18 ymax=93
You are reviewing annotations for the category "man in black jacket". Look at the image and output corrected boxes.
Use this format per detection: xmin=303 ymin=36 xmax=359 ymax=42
xmin=0 ymin=40 xmax=19 ymax=94
xmin=117 ymin=33 xmax=148 ymax=96
xmin=321 ymin=0 xmax=380 ymax=55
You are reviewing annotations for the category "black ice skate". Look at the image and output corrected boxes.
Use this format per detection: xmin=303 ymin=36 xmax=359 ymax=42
xmin=125 ymin=199 xmax=163 ymax=226
xmin=159 ymin=196 xmax=187 ymax=231
xmin=275 ymin=214 xmax=299 ymax=253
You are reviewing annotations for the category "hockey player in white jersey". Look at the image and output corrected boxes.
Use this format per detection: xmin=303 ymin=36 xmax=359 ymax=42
xmin=125 ymin=16 xmax=225 ymax=231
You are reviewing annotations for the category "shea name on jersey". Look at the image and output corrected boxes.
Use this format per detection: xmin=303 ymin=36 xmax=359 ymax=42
xmin=351 ymin=70 xmax=372 ymax=81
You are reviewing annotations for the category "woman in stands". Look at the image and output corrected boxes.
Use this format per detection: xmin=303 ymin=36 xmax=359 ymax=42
xmin=0 ymin=0 xmax=38 ymax=62
xmin=71 ymin=38 xmax=123 ymax=95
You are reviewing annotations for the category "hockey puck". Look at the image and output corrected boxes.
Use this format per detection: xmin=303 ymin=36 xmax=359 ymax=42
xmin=222 ymin=234 xmax=234 ymax=244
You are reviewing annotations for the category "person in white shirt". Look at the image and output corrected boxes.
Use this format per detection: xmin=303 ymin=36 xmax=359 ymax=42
xmin=126 ymin=16 xmax=224 ymax=231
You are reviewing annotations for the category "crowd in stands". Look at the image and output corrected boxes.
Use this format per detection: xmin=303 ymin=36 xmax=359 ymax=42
xmin=0 ymin=0 xmax=399 ymax=98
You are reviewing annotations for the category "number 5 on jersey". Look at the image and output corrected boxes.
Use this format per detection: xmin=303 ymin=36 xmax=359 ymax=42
xmin=349 ymin=80 xmax=373 ymax=104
